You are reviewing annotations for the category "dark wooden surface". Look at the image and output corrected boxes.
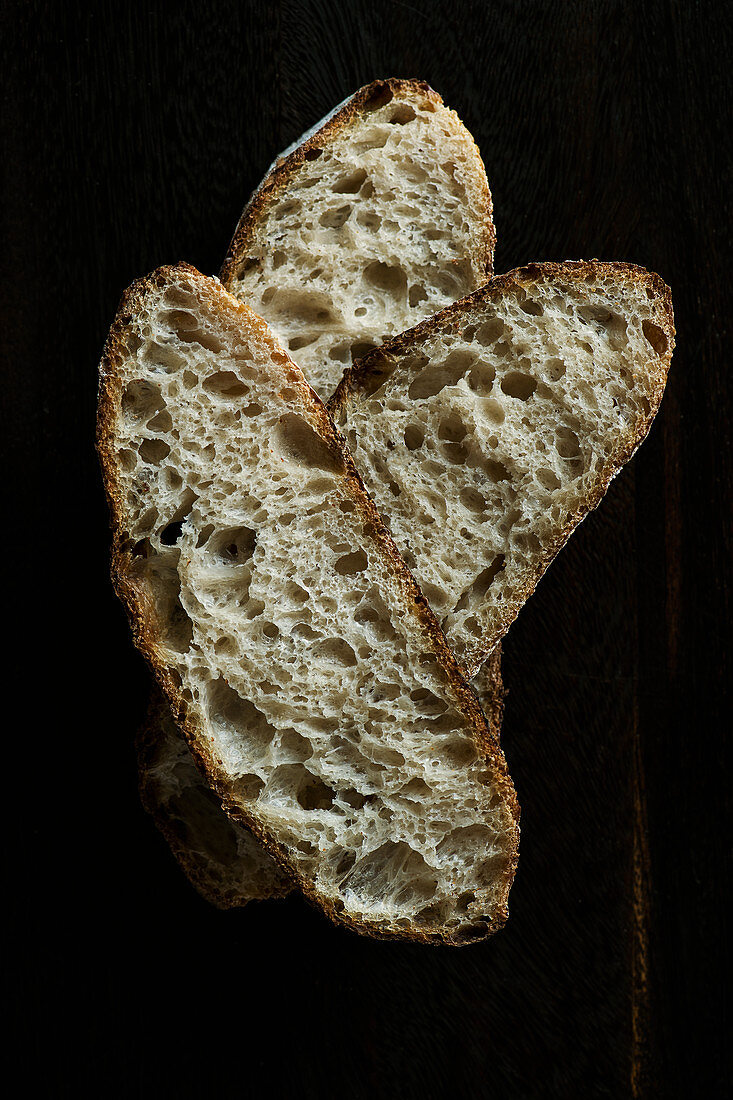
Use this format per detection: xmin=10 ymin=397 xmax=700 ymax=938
xmin=3 ymin=1 xmax=730 ymax=1096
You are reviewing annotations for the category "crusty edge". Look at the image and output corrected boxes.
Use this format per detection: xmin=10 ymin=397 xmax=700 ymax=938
xmin=219 ymin=78 xmax=496 ymax=290
xmin=97 ymin=263 xmax=520 ymax=946
xmin=136 ymin=688 xmax=294 ymax=908
xmin=329 ymin=259 xmax=675 ymax=676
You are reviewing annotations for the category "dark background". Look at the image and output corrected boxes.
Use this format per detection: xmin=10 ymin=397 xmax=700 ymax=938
xmin=3 ymin=1 xmax=730 ymax=1096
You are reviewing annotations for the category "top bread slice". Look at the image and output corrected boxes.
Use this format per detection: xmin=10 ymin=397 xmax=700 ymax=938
xmin=330 ymin=261 xmax=674 ymax=675
xmin=221 ymin=78 xmax=495 ymax=398
xmin=98 ymin=263 xmax=519 ymax=945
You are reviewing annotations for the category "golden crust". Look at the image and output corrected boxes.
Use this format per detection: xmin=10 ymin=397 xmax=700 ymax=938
xmin=97 ymin=263 xmax=520 ymax=946
xmin=219 ymin=78 xmax=496 ymax=292
xmin=329 ymin=259 xmax=675 ymax=676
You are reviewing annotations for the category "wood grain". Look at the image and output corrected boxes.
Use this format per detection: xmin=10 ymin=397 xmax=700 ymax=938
xmin=3 ymin=0 xmax=729 ymax=1095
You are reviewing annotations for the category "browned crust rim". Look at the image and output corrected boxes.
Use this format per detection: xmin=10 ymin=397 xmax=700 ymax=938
xmin=136 ymin=690 xmax=294 ymax=908
xmin=219 ymin=77 xmax=496 ymax=291
xmin=97 ymin=263 xmax=520 ymax=946
xmin=329 ymin=259 xmax=675 ymax=676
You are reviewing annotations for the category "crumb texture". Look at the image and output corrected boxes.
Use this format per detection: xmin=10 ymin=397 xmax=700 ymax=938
xmin=224 ymin=81 xmax=492 ymax=398
xmin=100 ymin=266 xmax=518 ymax=943
xmin=333 ymin=263 xmax=673 ymax=673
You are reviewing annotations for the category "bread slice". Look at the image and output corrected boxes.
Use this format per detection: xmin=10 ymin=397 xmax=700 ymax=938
xmin=330 ymin=261 xmax=674 ymax=675
xmin=98 ymin=263 xmax=520 ymax=944
xmin=137 ymin=690 xmax=292 ymax=907
xmin=221 ymin=78 xmax=495 ymax=399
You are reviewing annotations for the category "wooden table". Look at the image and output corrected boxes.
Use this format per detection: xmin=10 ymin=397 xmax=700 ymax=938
xmin=3 ymin=2 xmax=729 ymax=1095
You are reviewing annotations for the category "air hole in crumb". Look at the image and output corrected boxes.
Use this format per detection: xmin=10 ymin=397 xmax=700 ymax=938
xmin=274 ymin=413 xmax=344 ymax=473
xmin=457 ymin=891 xmax=476 ymax=913
xmin=122 ymin=379 xmax=164 ymax=421
xmin=481 ymin=398 xmax=505 ymax=424
xmin=400 ymin=778 xmax=431 ymax=801
xmin=408 ymin=355 xmax=468 ymax=400
xmin=408 ymin=284 xmax=427 ymax=307
xmin=304 ymin=147 xmax=322 ymax=160
xmin=555 ymin=427 xmax=581 ymax=458
xmin=203 ymin=371 xmax=249 ymax=399
xmin=280 ymin=729 xmax=313 ymax=762
xmin=520 ymin=298 xmax=543 ymax=316
xmin=332 ymin=168 xmax=367 ymax=194
xmin=579 ymin=304 xmax=612 ymax=324
xmin=319 ymin=204 xmax=352 ymax=229
xmin=545 ymin=357 xmax=566 ymax=381
xmin=537 ymin=468 xmax=561 ymax=491
xmin=196 ymin=524 xmax=215 ymax=548
xmin=147 ymin=409 xmax=173 ymax=432
xmin=460 ymin=487 xmax=488 ymax=514
xmin=483 ymin=457 xmax=510 ymax=482
xmin=468 ymin=362 xmax=496 ymax=395
xmin=363 ymin=83 xmax=394 ymax=110
xmin=335 ymin=851 xmax=357 ymax=877
xmin=501 ymin=372 xmax=537 ymax=400
xmin=208 ymin=525 xmax=256 ymax=564
xmin=233 ymin=773 xmax=264 ymax=801
xmin=165 ymin=315 xmax=223 ymax=354
xmin=404 ymin=424 xmax=424 ymax=450
xmin=438 ymin=413 xmax=467 ymax=442
xmin=474 ymin=317 xmax=505 ymax=345
xmin=459 ymin=923 xmax=488 ymax=940
xmin=357 ymin=210 xmax=382 ymax=230
xmin=139 ymin=438 xmax=170 ymax=464
xmin=341 ymin=842 xmax=436 ymax=906
xmin=237 ymin=257 xmax=261 ymax=277
xmin=364 ymin=261 xmax=407 ymax=298
xmin=208 ymin=680 xmax=276 ymax=757
xmin=160 ymin=520 xmax=184 ymax=546
xmin=642 ymin=319 xmax=668 ymax=354
xmin=288 ymin=334 xmax=317 ymax=351
xmin=297 ymin=775 xmax=335 ymax=810
xmin=334 ymin=550 xmax=369 ymax=575
xmin=389 ymin=104 xmax=416 ymax=124
xmin=314 ymin=638 xmax=358 ymax=667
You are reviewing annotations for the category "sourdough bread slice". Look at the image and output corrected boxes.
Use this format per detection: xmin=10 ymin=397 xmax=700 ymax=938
xmin=137 ymin=690 xmax=292 ymax=907
xmin=330 ymin=261 xmax=674 ymax=675
xmin=221 ymin=78 xmax=495 ymax=398
xmin=99 ymin=263 xmax=519 ymax=944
